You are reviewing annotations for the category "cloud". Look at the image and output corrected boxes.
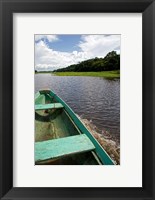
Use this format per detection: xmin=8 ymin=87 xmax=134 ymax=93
xmin=35 ymin=40 xmax=89 ymax=71
xmin=35 ymin=34 xmax=120 ymax=71
xmin=35 ymin=35 xmax=58 ymax=42
xmin=79 ymin=35 xmax=120 ymax=58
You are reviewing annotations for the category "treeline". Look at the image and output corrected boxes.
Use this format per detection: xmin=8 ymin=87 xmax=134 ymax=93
xmin=54 ymin=51 xmax=120 ymax=72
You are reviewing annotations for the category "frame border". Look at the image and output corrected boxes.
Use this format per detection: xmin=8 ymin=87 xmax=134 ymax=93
xmin=0 ymin=0 xmax=155 ymax=199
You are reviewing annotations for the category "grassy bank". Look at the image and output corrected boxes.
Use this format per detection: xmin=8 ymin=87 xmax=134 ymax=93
xmin=52 ymin=70 xmax=120 ymax=78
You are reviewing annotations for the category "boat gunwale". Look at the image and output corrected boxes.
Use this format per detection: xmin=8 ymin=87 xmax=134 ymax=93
xmin=35 ymin=89 xmax=115 ymax=165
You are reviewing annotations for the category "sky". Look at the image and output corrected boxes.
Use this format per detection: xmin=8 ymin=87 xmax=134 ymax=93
xmin=35 ymin=34 xmax=120 ymax=71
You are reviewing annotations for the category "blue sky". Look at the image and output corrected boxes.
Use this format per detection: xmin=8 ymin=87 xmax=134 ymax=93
xmin=35 ymin=35 xmax=82 ymax=52
xmin=35 ymin=34 xmax=120 ymax=71
xmin=48 ymin=35 xmax=81 ymax=52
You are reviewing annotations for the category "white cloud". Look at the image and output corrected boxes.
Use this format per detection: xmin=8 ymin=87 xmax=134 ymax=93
xmin=35 ymin=35 xmax=58 ymax=42
xmin=35 ymin=40 xmax=89 ymax=71
xmin=79 ymin=35 xmax=120 ymax=58
xmin=35 ymin=34 xmax=120 ymax=71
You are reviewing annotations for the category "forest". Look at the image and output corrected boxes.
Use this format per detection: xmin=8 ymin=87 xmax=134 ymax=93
xmin=54 ymin=51 xmax=120 ymax=72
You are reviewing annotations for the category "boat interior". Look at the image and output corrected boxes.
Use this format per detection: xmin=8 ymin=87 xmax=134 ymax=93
xmin=35 ymin=92 xmax=102 ymax=165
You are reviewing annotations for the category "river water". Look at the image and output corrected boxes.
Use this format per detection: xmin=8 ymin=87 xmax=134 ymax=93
xmin=35 ymin=74 xmax=120 ymax=144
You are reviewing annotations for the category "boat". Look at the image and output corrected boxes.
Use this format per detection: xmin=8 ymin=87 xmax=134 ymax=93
xmin=35 ymin=89 xmax=115 ymax=165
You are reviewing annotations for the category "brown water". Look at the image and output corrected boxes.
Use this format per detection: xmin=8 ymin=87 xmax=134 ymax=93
xmin=35 ymin=74 xmax=120 ymax=144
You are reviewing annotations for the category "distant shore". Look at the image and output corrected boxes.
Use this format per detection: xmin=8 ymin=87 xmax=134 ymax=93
xmin=52 ymin=70 xmax=120 ymax=78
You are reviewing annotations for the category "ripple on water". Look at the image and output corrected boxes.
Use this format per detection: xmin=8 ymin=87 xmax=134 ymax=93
xmin=35 ymin=74 xmax=120 ymax=144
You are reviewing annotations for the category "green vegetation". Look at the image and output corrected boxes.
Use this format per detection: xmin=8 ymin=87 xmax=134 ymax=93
xmin=35 ymin=51 xmax=120 ymax=78
xmin=53 ymin=51 xmax=120 ymax=73
xmin=52 ymin=70 xmax=120 ymax=78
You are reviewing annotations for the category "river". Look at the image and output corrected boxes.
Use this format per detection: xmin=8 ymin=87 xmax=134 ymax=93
xmin=35 ymin=73 xmax=120 ymax=144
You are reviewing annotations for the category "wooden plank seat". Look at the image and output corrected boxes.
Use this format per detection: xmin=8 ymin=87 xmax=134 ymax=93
xmin=35 ymin=134 xmax=95 ymax=162
xmin=35 ymin=103 xmax=63 ymax=110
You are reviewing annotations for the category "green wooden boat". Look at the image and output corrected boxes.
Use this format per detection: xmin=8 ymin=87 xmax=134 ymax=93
xmin=35 ymin=89 xmax=114 ymax=165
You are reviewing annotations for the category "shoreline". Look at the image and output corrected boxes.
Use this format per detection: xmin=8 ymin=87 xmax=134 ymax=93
xmin=52 ymin=70 xmax=120 ymax=78
xmin=35 ymin=70 xmax=120 ymax=78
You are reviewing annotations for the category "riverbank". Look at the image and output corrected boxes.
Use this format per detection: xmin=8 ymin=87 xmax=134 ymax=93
xmin=80 ymin=117 xmax=120 ymax=165
xmin=52 ymin=70 xmax=120 ymax=78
